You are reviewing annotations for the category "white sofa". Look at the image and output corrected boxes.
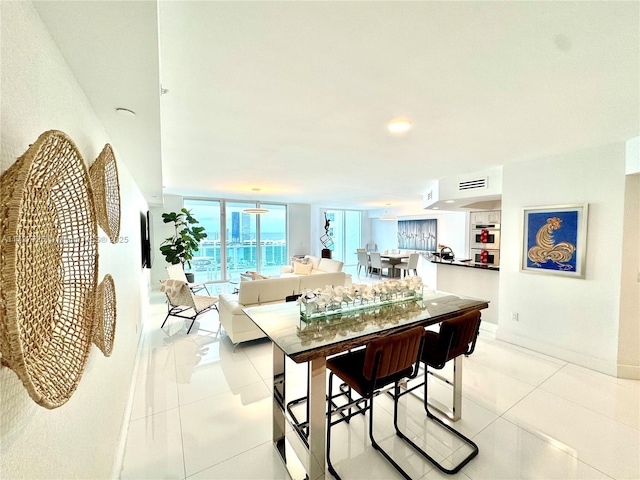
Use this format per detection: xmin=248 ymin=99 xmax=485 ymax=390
xmin=280 ymin=255 xmax=344 ymax=276
xmin=218 ymin=271 xmax=350 ymax=346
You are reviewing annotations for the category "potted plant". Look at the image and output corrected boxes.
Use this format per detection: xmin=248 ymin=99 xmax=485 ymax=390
xmin=159 ymin=208 xmax=208 ymax=282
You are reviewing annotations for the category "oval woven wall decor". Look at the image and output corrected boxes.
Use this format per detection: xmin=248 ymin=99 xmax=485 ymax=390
xmin=89 ymin=144 xmax=121 ymax=244
xmin=0 ymin=130 xmax=99 ymax=409
xmin=93 ymin=274 xmax=116 ymax=356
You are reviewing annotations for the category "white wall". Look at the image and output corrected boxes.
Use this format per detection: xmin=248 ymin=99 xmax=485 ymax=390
xmin=288 ymin=203 xmax=311 ymax=256
xmin=626 ymin=136 xmax=639 ymax=174
xmin=0 ymin=2 xmax=148 ymax=477
xmin=617 ymin=173 xmax=640 ymax=378
xmin=498 ymin=143 xmax=627 ymax=375
xmin=310 ymin=205 xmax=326 ymax=257
xmin=149 ymin=195 xmax=184 ymax=288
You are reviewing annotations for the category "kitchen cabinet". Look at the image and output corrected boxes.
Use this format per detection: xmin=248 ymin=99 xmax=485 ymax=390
xmin=470 ymin=210 xmax=501 ymax=226
xmin=488 ymin=210 xmax=501 ymax=224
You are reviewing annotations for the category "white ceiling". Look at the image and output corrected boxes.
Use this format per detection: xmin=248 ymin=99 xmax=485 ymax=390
xmin=34 ymin=0 xmax=163 ymax=204
xmin=35 ymin=1 xmax=639 ymax=211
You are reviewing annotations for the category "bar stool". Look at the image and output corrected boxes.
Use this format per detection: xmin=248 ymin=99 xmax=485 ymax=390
xmin=399 ymin=309 xmax=482 ymax=474
xmin=325 ymin=327 xmax=425 ymax=480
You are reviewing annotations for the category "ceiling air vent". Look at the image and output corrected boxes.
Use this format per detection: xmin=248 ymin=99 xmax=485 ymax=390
xmin=459 ymin=177 xmax=488 ymax=191
xmin=426 ymin=190 xmax=433 ymax=201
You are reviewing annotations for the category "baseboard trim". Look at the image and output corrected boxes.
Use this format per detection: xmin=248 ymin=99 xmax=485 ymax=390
xmin=617 ymin=363 xmax=640 ymax=380
xmin=496 ymin=330 xmax=617 ymax=377
xmin=110 ymin=327 xmax=145 ymax=479
xmin=479 ymin=321 xmax=498 ymax=339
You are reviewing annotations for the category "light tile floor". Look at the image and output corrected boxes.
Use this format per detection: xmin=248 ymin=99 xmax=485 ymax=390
xmin=120 ymin=284 xmax=640 ymax=480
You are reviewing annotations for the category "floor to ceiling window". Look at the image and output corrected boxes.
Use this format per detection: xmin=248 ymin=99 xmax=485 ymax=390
xmin=183 ymin=199 xmax=287 ymax=281
xmin=181 ymin=199 xmax=222 ymax=282
xmin=325 ymin=209 xmax=361 ymax=267
xmin=256 ymin=204 xmax=288 ymax=276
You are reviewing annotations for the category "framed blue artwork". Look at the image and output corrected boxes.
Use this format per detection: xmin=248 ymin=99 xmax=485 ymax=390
xmin=398 ymin=219 xmax=437 ymax=251
xmin=521 ymin=204 xmax=588 ymax=278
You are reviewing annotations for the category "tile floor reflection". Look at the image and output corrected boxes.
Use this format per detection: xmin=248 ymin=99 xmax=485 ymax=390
xmin=120 ymin=290 xmax=639 ymax=479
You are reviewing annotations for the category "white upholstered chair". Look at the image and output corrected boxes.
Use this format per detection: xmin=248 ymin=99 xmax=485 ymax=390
xmin=357 ymin=250 xmax=371 ymax=277
xmin=397 ymin=253 xmax=420 ymax=278
xmin=369 ymin=252 xmax=391 ymax=279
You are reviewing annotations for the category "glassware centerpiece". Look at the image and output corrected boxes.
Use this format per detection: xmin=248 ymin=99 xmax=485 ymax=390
xmin=298 ymin=277 xmax=424 ymax=321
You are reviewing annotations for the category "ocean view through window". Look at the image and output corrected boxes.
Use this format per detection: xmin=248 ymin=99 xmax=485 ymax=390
xmin=183 ymin=199 xmax=287 ymax=282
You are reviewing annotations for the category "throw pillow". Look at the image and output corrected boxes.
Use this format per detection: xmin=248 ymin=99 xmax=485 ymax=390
xmin=245 ymin=270 xmax=269 ymax=280
xmin=293 ymin=261 xmax=313 ymax=275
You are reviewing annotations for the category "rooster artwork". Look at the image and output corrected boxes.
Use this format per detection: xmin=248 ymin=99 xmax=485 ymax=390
xmin=527 ymin=216 xmax=576 ymax=271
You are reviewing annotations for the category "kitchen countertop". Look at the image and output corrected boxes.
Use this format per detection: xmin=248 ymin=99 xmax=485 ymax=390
xmin=430 ymin=258 xmax=500 ymax=271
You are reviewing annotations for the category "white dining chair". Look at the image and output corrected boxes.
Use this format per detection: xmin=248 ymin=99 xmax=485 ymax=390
xmin=357 ymin=250 xmax=371 ymax=277
xmin=369 ymin=252 xmax=392 ymax=279
xmin=397 ymin=253 xmax=420 ymax=278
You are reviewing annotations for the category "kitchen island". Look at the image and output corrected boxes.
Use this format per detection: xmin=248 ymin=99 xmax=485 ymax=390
xmin=430 ymin=259 xmax=500 ymax=271
xmin=427 ymin=258 xmax=499 ymax=327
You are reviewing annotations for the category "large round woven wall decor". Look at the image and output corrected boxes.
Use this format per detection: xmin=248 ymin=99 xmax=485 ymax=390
xmin=0 ymin=130 xmax=99 ymax=409
xmin=89 ymin=144 xmax=121 ymax=244
xmin=93 ymin=274 xmax=116 ymax=356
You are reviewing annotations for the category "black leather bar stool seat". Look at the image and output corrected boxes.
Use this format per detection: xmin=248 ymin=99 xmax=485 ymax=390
xmin=399 ymin=309 xmax=482 ymax=475
xmin=326 ymin=326 xmax=426 ymax=480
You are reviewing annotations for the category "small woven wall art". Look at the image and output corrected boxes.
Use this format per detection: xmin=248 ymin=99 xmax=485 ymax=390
xmin=89 ymin=144 xmax=121 ymax=244
xmin=0 ymin=130 xmax=99 ymax=409
xmin=93 ymin=274 xmax=116 ymax=356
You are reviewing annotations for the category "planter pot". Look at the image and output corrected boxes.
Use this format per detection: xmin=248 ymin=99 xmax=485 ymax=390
xmin=185 ymin=272 xmax=195 ymax=283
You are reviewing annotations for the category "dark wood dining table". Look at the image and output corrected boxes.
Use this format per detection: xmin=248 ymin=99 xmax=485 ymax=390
xmin=243 ymin=290 xmax=489 ymax=480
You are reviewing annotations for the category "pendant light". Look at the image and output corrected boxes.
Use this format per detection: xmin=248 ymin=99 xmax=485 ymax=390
xmin=243 ymin=188 xmax=269 ymax=214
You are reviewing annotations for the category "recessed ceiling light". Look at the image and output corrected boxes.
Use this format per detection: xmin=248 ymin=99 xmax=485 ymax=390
xmin=444 ymin=200 xmax=455 ymax=204
xmin=387 ymin=118 xmax=412 ymax=134
xmin=380 ymin=204 xmax=397 ymax=220
xmin=116 ymin=108 xmax=136 ymax=117
xmin=432 ymin=207 xmax=440 ymax=210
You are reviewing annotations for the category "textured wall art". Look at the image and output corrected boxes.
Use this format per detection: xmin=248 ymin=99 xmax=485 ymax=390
xmin=397 ymin=219 xmax=437 ymax=251
xmin=0 ymin=130 xmax=99 ymax=408
xmin=89 ymin=144 xmax=121 ymax=244
xmin=93 ymin=274 xmax=117 ymax=356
